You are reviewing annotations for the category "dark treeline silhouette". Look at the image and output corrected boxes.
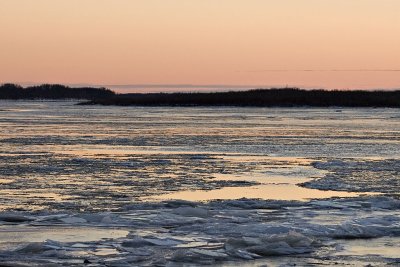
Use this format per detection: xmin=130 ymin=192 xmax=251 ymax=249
xmin=81 ymin=88 xmax=400 ymax=107
xmin=0 ymin=83 xmax=115 ymax=100
xmin=2 ymin=84 xmax=400 ymax=107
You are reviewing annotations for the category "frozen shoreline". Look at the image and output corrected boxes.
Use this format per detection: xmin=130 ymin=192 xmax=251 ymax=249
xmin=0 ymin=196 xmax=399 ymax=266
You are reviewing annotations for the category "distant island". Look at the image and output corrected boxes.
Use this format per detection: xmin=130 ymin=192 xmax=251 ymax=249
xmin=1 ymin=83 xmax=400 ymax=107
xmin=81 ymin=88 xmax=400 ymax=108
xmin=0 ymin=83 xmax=115 ymax=100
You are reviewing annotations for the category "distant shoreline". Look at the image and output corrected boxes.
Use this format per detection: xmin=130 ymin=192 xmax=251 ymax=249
xmin=81 ymin=88 xmax=400 ymax=108
xmin=0 ymin=83 xmax=115 ymax=100
xmin=1 ymin=83 xmax=400 ymax=107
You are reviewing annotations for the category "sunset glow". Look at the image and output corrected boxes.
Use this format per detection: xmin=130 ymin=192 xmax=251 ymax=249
xmin=1 ymin=0 xmax=400 ymax=91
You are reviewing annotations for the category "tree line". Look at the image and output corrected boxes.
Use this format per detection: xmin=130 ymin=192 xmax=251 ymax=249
xmin=0 ymin=83 xmax=115 ymax=100
xmin=2 ymin=84 xmax=400 ymax=107
xmin=82 ymin=88 xmax=400 ymax=107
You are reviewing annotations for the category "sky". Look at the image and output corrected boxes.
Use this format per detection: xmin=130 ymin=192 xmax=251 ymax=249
xmin=1 ymin=0 xmax=400 ymax=92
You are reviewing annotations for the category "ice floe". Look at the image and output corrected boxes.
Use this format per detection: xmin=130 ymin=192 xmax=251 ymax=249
xmin=0 ymin=196 xmax=399 ymax=266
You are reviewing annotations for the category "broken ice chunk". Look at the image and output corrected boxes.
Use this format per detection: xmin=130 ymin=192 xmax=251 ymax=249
xmin=13 ymin=240 xmax=62 ymax=254
xmin=190 ymin=248 xmax=229 ymax=259
xmin=172 ymin=207 xmax=210 ymax=218
xmin=171 ymin=249 xmax=221 ymax=264
xmin=225 ymin=231 xmax=318 ymax=256
xmin=142 ymin=237 xmax=182 ymax=246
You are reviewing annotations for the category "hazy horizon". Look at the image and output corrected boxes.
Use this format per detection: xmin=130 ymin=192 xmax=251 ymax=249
xmin=6 ymin=82 xmax=400 ymax=94
xmin=1 ymin=1 xmax=400 ymax=91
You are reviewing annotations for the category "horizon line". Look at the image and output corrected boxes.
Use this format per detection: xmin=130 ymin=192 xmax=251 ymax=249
xmin=3 ymin=82 xmax=400 ymax=92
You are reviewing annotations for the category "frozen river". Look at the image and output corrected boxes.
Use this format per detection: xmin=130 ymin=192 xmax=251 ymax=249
xmin=0 ymin=101 xmax=399 ymax=266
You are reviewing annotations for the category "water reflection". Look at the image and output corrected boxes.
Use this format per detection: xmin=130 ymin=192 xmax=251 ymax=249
xmin=0 ymin=101 xmax=398 ymax=211
xmin=149 ymin=168 xmax=367 ymax=202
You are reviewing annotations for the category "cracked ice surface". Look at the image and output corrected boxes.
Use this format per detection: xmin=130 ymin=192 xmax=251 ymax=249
xmin=0 ymin=197 xmax=399 ymax=266
xmin=301 ymin=159 xmax=400 ymax=194
xmin=0 ymin=102 xmax=399 ymax=266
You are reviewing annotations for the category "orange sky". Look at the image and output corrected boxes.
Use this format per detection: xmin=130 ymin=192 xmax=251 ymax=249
xmin=1 ymin=0 xmax=399 ymax=91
